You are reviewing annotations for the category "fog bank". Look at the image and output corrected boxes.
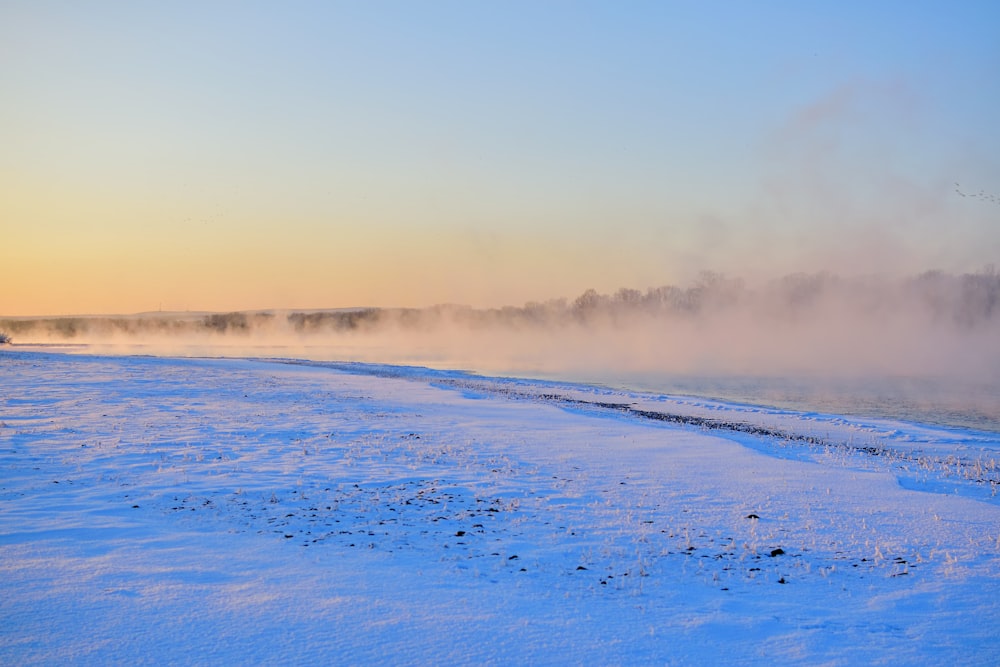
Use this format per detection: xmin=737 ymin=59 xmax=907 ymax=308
xmin=3 ymin=269 xmax=999 ymax=384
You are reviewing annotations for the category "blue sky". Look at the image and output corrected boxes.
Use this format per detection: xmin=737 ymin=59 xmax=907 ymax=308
xmin=2 ymin=1 xmax=998 ymax=314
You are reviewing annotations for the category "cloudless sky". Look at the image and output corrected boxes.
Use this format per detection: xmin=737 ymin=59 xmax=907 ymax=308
xmin=2 ymin=1 xmax=998 ymax=315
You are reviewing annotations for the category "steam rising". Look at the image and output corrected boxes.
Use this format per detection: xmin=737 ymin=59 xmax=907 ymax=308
xmin=3 ymin=269 xmax=998 ymax=385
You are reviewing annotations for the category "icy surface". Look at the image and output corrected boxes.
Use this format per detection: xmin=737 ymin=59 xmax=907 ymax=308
xmin=2 ymin=351 xmax=999 ymax=665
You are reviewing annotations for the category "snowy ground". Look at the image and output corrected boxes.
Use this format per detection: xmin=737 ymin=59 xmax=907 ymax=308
xmin=2 ymin=350 xmax=999 ymax=665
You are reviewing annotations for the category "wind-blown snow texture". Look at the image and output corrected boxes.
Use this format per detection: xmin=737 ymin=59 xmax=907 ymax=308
xmin=2 ymin=351 xmax=998 ymax=665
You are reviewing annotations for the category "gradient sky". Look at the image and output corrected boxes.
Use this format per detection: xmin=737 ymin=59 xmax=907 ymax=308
xmin=2 ymin=1 xmax=998 ymax=316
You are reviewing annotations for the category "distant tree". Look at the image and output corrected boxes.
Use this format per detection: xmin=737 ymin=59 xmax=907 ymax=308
xmin=0 ymin=332 xmax=11 ymax=345
xmin=572 ymin=288 xmax=604 ymax=313
xmin=957 ymin=265 xmax=1000 ymax=326
xmin=201 ymin=312 xmax=249 ymax=333
xmin=613 ymin=288 xmax=642 ymax=307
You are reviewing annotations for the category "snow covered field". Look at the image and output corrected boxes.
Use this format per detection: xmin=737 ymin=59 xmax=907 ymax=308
xmin=2 ymin=350 xmax=999 ymax=665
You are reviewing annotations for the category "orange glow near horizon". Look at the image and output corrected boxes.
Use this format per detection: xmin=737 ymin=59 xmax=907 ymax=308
xmin=2 ymin=207 xmax=687 ymax=316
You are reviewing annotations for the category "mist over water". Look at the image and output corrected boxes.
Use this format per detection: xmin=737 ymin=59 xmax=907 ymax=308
xmin=3 ymin=269 xmax=999 ymax=431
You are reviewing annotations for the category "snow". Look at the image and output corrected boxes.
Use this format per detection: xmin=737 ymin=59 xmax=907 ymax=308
xmin=2 ymin=350 xmax=999 ymax=665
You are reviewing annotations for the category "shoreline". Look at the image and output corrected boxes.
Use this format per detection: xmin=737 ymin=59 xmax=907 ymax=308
xmin=6 ymin=343 xmax=1000 ymax=434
